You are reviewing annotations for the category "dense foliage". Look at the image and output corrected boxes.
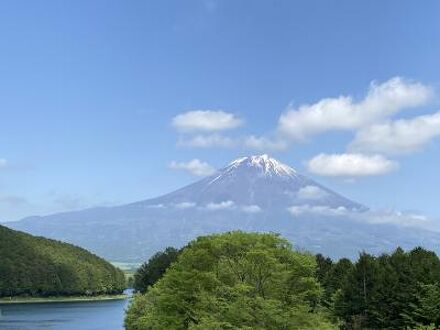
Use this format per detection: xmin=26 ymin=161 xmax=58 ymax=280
xmin=317 ymin=247 xmax=440 ymax=329
xmin=126 ymin=231 xmax=440 ymax=329
xmin=0 ymin=225 xmax=126 ymax=297
xmin=133 ymin=247 xmax=180 ymax=293
xmin=125 ymin=231 xmax=335 ymax=329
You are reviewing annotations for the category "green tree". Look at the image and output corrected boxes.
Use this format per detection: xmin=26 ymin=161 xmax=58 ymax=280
xmin=334 ymin=252 xmax=381 ymax=329
xmin=316 ymin=253 xmax=333 ymax=285
xmin=333 ymin=247 xmax=440 ymax=329
xmin=133 ymin=247 xmax=180 ymax=293
xmin=412 ymin=283 xmax=440 ymax=326
xmin=125 ymin=231 xmax=336 ymax=330
xmin=317 ymin=256 xmax=353 ymax=308
xmin=0 ymin=225 xmax=125 ymax=297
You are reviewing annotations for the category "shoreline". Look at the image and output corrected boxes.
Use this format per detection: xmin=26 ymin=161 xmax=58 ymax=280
xmin=0 ymin=294 xmax=129 ymax=305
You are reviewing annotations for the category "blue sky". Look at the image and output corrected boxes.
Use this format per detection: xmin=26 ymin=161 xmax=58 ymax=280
xmin=1 ymin=0 xmax=440 ymax=221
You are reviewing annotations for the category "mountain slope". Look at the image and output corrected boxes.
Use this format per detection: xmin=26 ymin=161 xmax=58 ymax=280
xmin=0 ymin=225 xmax=126 ymax=297
xmin=5 ymin=155 xmax=440 ymax=262
xmin=140 ymin=154 xmax=365 ymax=211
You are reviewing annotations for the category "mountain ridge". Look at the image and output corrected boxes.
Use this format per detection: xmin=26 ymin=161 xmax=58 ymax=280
xmin=5 ymin=154 xmax=439 ymax=262
xmin=135 ymin=154 xmax=366 ymax=212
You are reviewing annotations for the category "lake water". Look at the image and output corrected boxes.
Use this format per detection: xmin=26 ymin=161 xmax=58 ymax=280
xmin=0 ymin=294 xmax=131 ymax=330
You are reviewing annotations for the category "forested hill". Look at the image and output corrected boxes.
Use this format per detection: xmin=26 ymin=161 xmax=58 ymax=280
xmin=0 ymin=225 xmax=125 ymax=297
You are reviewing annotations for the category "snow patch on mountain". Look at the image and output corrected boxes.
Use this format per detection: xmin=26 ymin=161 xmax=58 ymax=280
xmin=226 ymin=154 xmax=298 ymax=178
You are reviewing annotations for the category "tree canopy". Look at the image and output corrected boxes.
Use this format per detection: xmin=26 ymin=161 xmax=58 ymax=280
xmin=126 ymin=232 xmax=440 ymax=329
xmin=317 ymin=247 xmax=440 ymax=329
xmin=0 ymin=225 xmax=126 ymax=297
xmin=133 ymin=247 xmax=180 ymax=293
xmin=125 ymin=231 xmax=335 ymax=329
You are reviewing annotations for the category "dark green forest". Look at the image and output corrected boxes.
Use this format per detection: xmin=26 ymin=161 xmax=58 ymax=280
xmin=133 ymin=246 xmax=180 ymax=294
xmin=317 ymin=247 xmax=440 ymax=329
xmin=127 ymin=232 xmax=440 ymax=330
xmin=0 ymin=225 xmax=126 ymax=297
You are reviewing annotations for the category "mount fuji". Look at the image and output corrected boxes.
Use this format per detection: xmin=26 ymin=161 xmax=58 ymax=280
xmin=144 ymin=154 xmax=365 ymax=212
xmin=6 ymin=155 xmax=440 ymax=262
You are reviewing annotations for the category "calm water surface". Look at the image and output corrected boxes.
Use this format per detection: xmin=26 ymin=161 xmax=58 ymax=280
xmin=0 ymin=292 xmax=131 ymax=330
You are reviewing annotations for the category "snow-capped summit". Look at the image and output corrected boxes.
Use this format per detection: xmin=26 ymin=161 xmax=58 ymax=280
xmin=225 ymin=154 xmax=298 ymax=178
xmin=144 ymin=154 xmax=364 ymax=211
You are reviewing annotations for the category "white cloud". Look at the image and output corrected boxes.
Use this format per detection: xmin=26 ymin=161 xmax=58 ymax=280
xmin=241 ymin=204 xmax=262 ymax=213
xmin=172 ymin=110 xmax=243 ymax=132
xmin=288 ymin=205 xmax=349 ymax=216
xmin=307 ymin=153 xmax=398 ymax=177
xmin=0 ymin=158 xmax=7 ymax=168
xmin=278 ymin=77 xmax=432 ymax=140
xmin=174 ymin=202 xmax=196 ymax=209
xmin=169 ymin=159 xmax=216 ymax=177
xmin=243 ymin=135 xmax=288 ymax=151
xmin=297 ymin=185 xmax=328 ymax=200
xmin=205 ymin=200 xmax=235 ymax=210
xmin=287 ymin=205 xmax=435 ymax=229
xmin=177 ymin=134 xmax=288 ymax=151
xmin=146 ymin=204 xmax=165 ymax=209
xmin=350 ymin=112 xmax=440 ymax=155
xmin=357 ymin=209 xmax=430 ymax=227
xmin=177 ymin=134 xmax=235 ymax=148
